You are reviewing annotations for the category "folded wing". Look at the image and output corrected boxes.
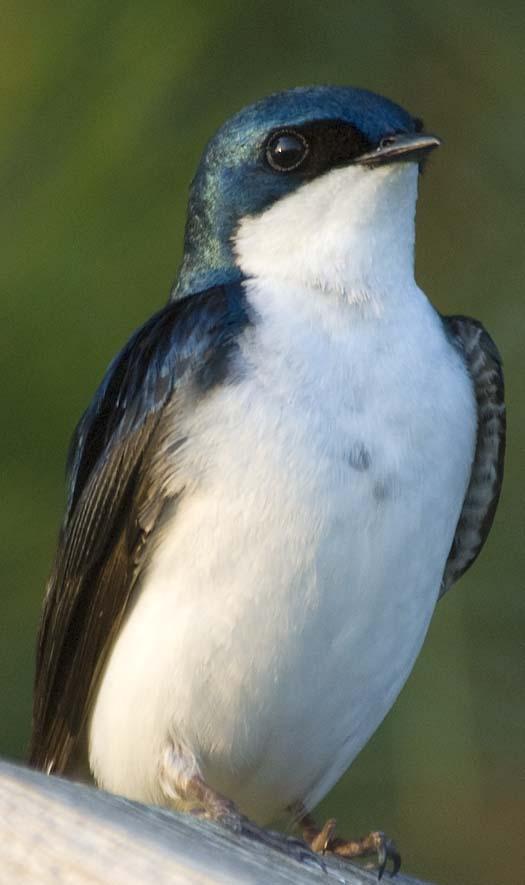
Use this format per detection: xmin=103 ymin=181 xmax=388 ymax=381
xmin=440 ymin=315 xmax=505 ymax=597
xmin=30 ymin=284 xmax=249 ymax=773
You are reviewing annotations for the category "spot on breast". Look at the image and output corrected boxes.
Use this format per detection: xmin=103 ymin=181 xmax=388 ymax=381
xmin=373 ymin=476 xmax=396 ymax=502
xmin=345 ymin=442 xmax=371 ymax=472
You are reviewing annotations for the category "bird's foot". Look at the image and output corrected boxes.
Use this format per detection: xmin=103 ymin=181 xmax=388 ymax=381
xmin=159 ymin=742 xmax=323 ymax=870
xmin=237 ymin=815 xmax=326 ymax=870
xmin=301 ymin=813 xmax=401 ymax=879
xmin=184 ymin=776 xmax=323 ymax=870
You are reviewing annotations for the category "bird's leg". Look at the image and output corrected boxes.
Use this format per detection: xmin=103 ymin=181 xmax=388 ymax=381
xmin=297 ymin=809 xmax=401 ymax=879
xmin=159 ymin=740 xmax=323 ymax=869
xmin=159 ymin=739 xmax=240 ymax=823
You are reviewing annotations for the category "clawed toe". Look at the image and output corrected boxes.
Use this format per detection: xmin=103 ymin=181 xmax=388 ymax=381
xmin=333 ymin=828 xmax=401 ymax=879
xmin=308 ymin=817 xmax=337 ymax=853
xmin=374 ymin=831 xmax=401 ymax=879
xmin=331 ymin=828 xmax=401 ymax=879
xmin=301 ymin=812 xmax=401 ymax=879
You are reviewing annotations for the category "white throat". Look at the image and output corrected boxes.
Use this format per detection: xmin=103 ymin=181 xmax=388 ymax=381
xmin=234 ymin=163 xmax=419 ymax=302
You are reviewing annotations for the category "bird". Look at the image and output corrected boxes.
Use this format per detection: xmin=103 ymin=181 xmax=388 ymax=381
xmin=30 ymin=85 xmax=505 ymax=876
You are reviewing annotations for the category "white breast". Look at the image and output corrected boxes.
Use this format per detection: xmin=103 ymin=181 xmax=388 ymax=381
xmin=88 ymin=272 xmax=476 ymax=823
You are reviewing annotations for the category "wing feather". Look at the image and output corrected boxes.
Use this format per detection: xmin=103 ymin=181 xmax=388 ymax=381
xmin=30 ymin=283 xmax=249 ymax=772
xmin=440 ymin=315 xmax=505 ymax=597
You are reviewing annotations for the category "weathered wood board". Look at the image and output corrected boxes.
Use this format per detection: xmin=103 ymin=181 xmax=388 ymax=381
xmin=0 ymin=758 xmax=434 ymax=884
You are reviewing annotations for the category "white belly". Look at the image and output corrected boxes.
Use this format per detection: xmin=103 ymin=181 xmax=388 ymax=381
xmin=88 ymin=278 xmax=476 ymax=823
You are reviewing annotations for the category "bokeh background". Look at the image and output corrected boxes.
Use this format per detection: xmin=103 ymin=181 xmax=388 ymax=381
xmin=2 ymin=2 xmax=523 ymax=883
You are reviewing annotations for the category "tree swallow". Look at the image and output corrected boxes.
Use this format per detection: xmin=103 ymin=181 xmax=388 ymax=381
xmin=30 ymin=86 xmax=505 ymax=876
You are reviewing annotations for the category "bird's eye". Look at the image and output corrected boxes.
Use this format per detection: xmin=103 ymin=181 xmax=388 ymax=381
xmin=265 ymin=131 xmax=309 ymax=172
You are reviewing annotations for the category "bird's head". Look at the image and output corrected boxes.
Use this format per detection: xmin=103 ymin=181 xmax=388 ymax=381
xmin=175 ymin=86 xmax=440 ymax=298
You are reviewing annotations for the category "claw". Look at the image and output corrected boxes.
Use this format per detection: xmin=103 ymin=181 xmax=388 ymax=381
xmin=377 ymin=837 xmax=387 ymax=880
xmin=299 ymin=812 xmax=401 ymax=879
xmin=374 ymin=832 xmax=401 ymax=880
xmin=387 ymin=838 xmax=401 ymax=878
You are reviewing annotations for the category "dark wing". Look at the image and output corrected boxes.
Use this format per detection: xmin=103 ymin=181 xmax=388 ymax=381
xmin=440 ymin=315 xmax=506 ymax=597
xmin=30 ymin=283 xmax=249 ymax=773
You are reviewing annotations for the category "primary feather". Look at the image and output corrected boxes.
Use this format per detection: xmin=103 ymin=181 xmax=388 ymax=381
xmin=30 ymin=284 xmax=250 ymax=773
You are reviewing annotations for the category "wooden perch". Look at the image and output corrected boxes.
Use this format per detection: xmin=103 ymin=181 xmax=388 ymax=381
xmin=0 ymin=758 xmax=434 ymax=884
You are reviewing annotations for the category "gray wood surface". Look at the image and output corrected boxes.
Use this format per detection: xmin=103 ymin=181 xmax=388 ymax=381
xmin=0 ymin=758 xmax=434 ymax=884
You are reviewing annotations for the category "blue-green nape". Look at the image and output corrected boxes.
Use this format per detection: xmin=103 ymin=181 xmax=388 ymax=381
xmin=172 ymin=85 xmax=420 ymax=299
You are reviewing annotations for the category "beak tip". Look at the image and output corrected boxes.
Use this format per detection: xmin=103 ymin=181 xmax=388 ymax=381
xmin=357 ymin=132 xmax=442 ymax=167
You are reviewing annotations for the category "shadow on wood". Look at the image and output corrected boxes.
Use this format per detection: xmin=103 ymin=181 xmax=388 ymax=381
xmin=0 ymin=758 xmax=434 ymax=884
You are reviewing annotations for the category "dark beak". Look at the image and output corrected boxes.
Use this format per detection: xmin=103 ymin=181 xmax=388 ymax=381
xmin=355 ymin=133 xmax=441 ymax=167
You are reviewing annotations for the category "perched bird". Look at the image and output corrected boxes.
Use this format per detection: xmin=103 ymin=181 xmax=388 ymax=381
xmin=30 ymin=86 xmax=505 ymax=876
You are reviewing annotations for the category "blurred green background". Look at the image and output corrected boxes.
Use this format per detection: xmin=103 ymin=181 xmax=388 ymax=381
xmin=2 ymin=2 xmax=523 ymax=883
